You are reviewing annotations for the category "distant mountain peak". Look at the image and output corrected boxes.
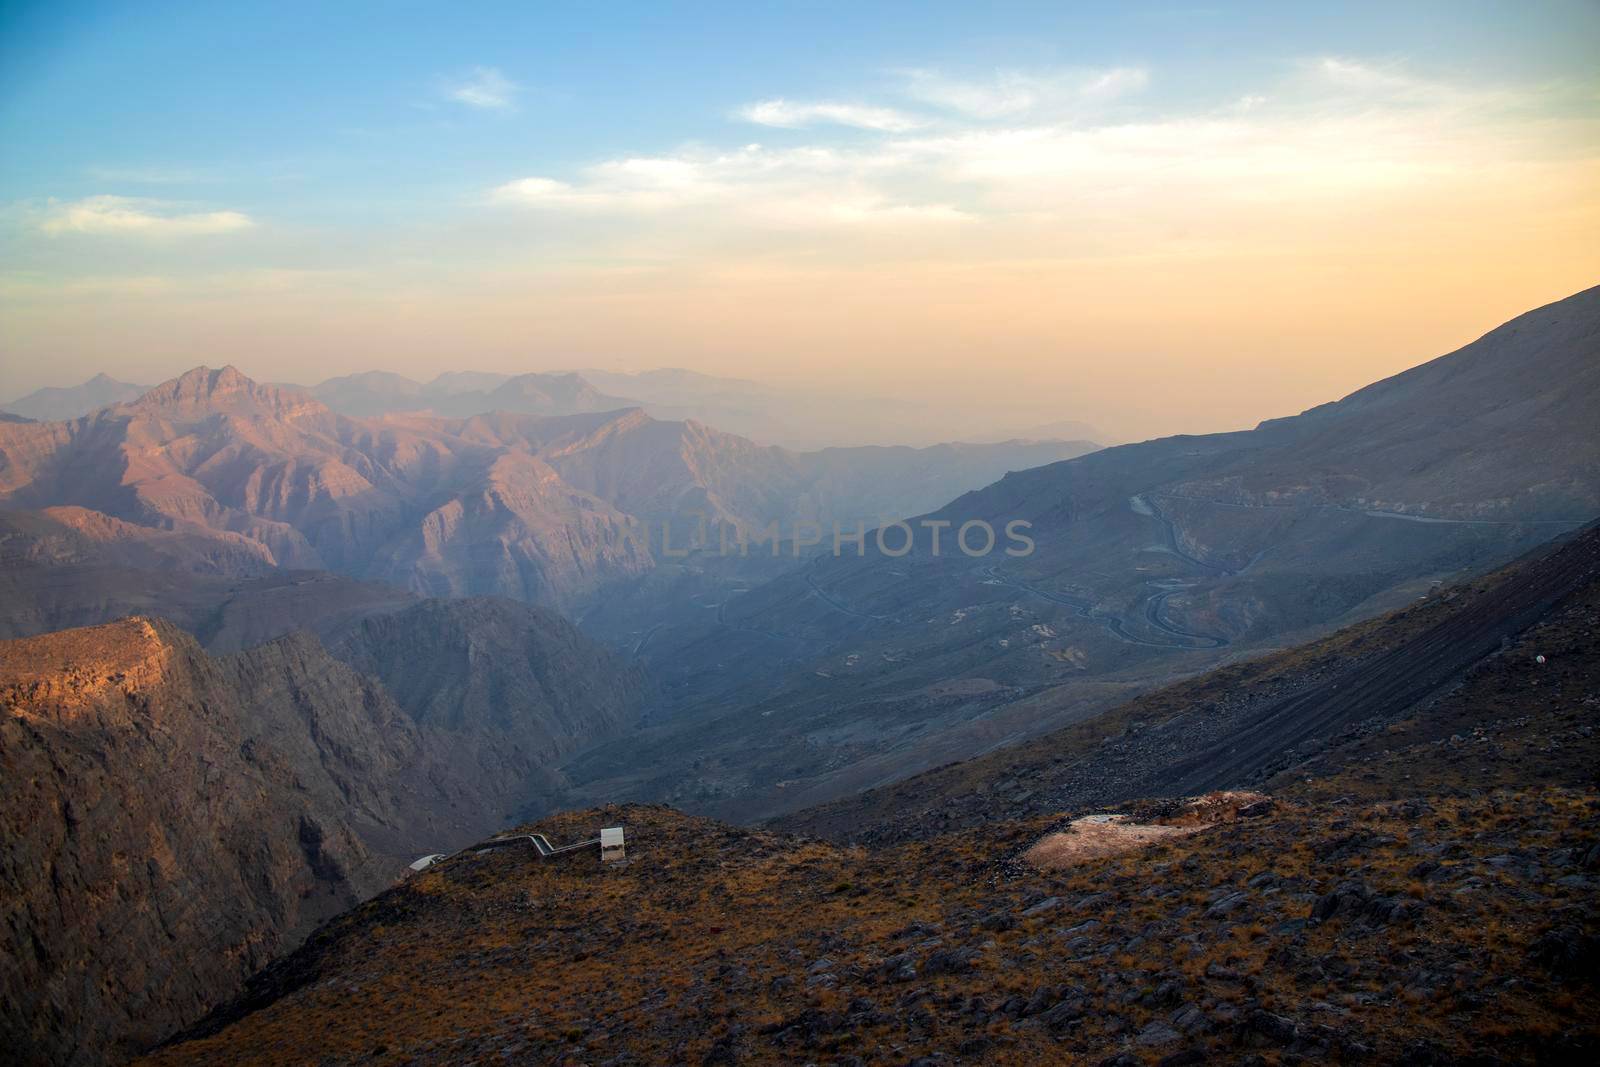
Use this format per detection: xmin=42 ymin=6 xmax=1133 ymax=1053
xmin=1 ymin=372 xmax=151 ymax=422
xmin=128 ymin=365 xmax=321 ymax=418
xmin=190 ymin=364 xmax=247 ymax=389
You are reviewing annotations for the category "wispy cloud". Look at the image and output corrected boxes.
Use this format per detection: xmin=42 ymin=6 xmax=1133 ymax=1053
xmin=900 ymin=70 xmax=1038 ymax=118
xmin=898 ymin=66 xmax=1150 ymax=118
xmin=40 ymin=196 xmax=254 ymax=237
xmin=1292 ymin=55 xmax=1534 ymax=114
xmin=443 ymin=66 xmax=518 ymax=110
xmin=1306 ymin=57 xmax=1437 ymax=98
xmin=492 ymin=145 xmax=967 ymax=227
xmin=737 ymin=99 xmax=924 ymax=132
xmin=482 ymin=57 xmax=1598 ymax=260
xmin=1079 ymin=67 xmax=1150 ymax=100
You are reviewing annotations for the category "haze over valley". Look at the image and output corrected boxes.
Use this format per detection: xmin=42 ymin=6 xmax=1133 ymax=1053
xmin=3 ymin=2 xmax=1599 ymax=1064
xmin=4 ymin=286 xmax=1594 ymax=829
xmin=3 ymin=280 xmax=1599 ymax=1067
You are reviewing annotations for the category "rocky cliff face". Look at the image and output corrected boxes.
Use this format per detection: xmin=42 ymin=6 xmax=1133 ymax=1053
xmin=0 ymin=505 xmax=279 ymax=576
xmin=0 ymin=550 xmax=651 ymax=809
xmin=0 ymin=618 xmax=499 ymax=1065
xmin=0 ymin=551 xmax=651 ymax=840
xmin=331 ymin=596 xmax=649 ymax=814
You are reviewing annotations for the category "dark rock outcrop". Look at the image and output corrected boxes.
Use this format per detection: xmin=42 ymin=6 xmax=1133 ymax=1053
xmin=0 ymin=618 xmax=500 ymax=1065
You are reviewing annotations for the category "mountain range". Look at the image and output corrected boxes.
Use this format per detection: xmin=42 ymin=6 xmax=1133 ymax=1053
xmin=4 ymin=367 xmax=1110 ymax=450
xmin=306 ymin=369 xmax=637 ymax=419
xmin=547 ymin=285 xmax=1600 ymax=820
xmin=0 ymin=367 xmax=1097 ymax=610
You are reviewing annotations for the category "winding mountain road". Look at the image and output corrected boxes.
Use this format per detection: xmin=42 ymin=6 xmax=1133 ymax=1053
xmin=1147 ymin=491 xmax=1587 ymax=529
xmin=1131 ymin=493 xmax=1231 ymax=575
xmin=632 ymin=623 xmax=667 ymax=656
xmin=1143 ymin=584 xmax=1229 ymax=649
xmin=981 ymin=565 xmax=1226 ymax=650
xmin=804 ymin=556 xmax=890 ymax=621
xmin=977 ymin=490 xmax=1236 ymax=650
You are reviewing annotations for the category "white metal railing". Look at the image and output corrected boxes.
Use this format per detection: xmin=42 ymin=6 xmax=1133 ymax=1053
xmin=408 ymin=826 xmax=625 ymax=872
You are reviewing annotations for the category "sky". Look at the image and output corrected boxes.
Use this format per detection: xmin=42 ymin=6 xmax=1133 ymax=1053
xmin=1 ymin=0 xmax=1597 ymax=441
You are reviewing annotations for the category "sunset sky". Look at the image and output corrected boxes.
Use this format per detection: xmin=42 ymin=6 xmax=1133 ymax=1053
xmin=2 ymin=0 xmax=1597 ymax=441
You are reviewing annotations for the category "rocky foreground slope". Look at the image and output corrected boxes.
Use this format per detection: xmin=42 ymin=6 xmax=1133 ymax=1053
xmin=144 ymin=526 xmax=1600 ymax=1064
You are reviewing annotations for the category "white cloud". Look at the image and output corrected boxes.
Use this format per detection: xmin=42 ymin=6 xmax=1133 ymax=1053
xmin=493 ymin=156 xmax=723 ymax=211
xmin=898 ymin=66 xmax=1150 ymax=118
xmin=1294 ymin=56 xmax=1531 ymax=114
xmin=492 ymin=176 xmax=595 ymax=206
xmin=899 ymin=70 xmax=1038 ymax=118
xmin=1310 ymin=57 xmax=1418 ymax=94
xmin=738 ymin=99 xmax=924 ymax=132
xmin=492 ymin=144 xmax=966 ymax=227
xmin=40 ymin=196 xmax=254 ymax=237
xmin=444 ymin=66 xmax=517 ymax=110
xmin=1079 ymin=67 xmax=1150 ymax=100
xmin=485 ymin=59 xmax=1592 ymax=252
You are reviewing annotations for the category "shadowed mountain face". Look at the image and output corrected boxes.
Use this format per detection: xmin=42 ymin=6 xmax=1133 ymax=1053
xmin=0 ymin=620 xmax=469 ymax=1066
xmin=0 ymin=547 xmax=649 ymax=801
xmin=547 ymin=286 xmax=1600 ymax=822
xmin=0 ymin=368 xmax=1097 ymax=610
xmin=329 ymin=596 xmax=649 ymax=805
xmin=0 ymin=528 xmax=416 ymax=647
xmin=0 ymin=505 xmax=281 ymax=576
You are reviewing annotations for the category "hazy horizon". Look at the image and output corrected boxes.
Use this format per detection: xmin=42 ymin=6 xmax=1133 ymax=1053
xmin=1 ymin=277 xmax=1594 ymax=446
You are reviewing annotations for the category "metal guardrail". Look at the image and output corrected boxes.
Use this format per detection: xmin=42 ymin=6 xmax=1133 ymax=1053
xmin=409 ymin=827 xmax=624 ymax=872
